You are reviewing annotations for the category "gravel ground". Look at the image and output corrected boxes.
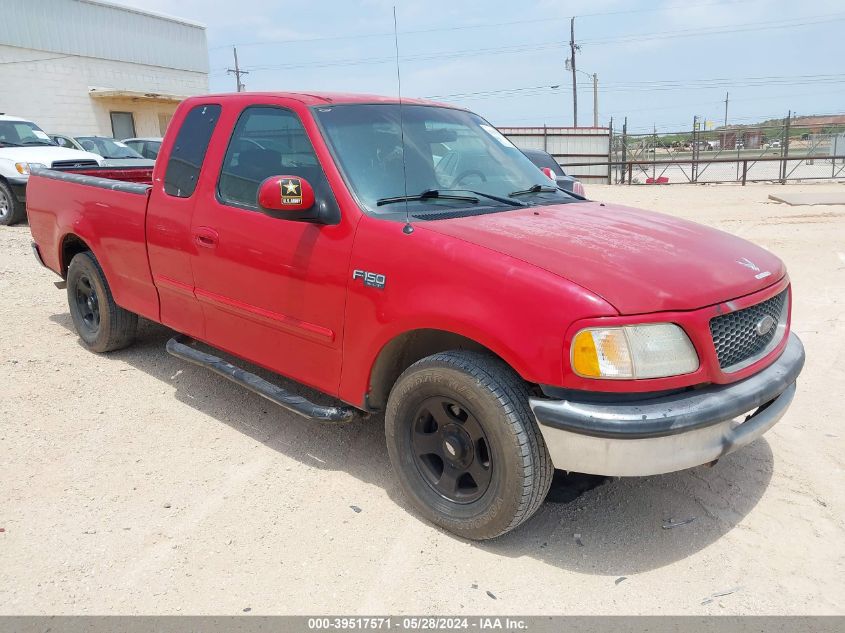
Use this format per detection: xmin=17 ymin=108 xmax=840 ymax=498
xmin=1 ymin=182 xmax=843 ymax=615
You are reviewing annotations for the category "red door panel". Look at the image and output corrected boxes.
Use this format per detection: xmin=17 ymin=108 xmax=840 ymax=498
xmin=146 ymin=102 xmax=223 ymax=338
xmin=187 ymin=102 xmax=356 ymax=397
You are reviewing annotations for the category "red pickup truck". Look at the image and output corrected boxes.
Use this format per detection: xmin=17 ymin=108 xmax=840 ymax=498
xmin=26 ymin=92 xmax=804 ymax=539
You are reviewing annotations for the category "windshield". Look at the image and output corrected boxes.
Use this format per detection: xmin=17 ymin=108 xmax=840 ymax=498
xmin=0 ymin=120 xmax=56 ymax=146
xmin=76 ymin=137 xmax=145 ymax=159
xmin=314 ymin=104 xmax=577 ymax=217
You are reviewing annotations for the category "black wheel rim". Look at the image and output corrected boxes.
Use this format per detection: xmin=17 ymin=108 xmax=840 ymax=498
xmin=74 ymin=274 xmax=100 ymax=333
xmin=410 ymin=396 xmax=493 ymax=504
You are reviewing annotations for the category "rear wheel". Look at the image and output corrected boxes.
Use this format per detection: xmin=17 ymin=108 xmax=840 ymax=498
xmin=0 ymin=180 xmax=25 ymax=226
xmin=385 ymin=351 xmax=553 ymax=540
xmin=67 ymin=251 xmax=138 ymax=352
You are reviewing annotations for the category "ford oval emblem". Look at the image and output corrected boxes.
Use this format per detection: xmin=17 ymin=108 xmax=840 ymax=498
xmin=755 ymin=315 xmax=776 ymax=336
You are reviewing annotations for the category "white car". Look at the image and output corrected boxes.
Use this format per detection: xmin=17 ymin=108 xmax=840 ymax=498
xmin=122 ymin=137 xmax=163 ymax=160
xmin=0 ymin=115 xmax=102 ymax=225
xmin=50 ymin=134 xmax=155 ymax=167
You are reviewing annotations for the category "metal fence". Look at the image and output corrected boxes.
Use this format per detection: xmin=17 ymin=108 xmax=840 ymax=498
xmin=500 ymin=126 xmax=611 ymax=183
xmin=558 ymin=115 xmax=845 ymax=185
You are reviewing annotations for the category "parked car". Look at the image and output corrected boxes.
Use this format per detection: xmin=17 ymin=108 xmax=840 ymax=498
xmin=122 ymin=137 xmax=163 ymax=160
xmin=0 ymin=114 xmax=101 ymax=225
xmin=50 ymin=135 xmax=155 ymax=167
xmin=521 ymin=148 xmax=585 ymax=196
xmin=27 ymin=92 xmax=804 ymax=540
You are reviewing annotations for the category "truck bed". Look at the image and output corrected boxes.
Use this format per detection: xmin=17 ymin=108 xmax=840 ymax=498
xmin=27 ymin=167 xmax=159 ymax=321
xmin=47 ymin=164 xmax=154 ymax=185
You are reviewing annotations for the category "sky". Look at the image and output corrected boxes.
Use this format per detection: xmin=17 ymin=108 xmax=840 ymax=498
xmin=111 ymin=0 xmax=843 ymax=133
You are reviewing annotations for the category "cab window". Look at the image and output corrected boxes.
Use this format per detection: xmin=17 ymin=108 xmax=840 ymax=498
xmin=217 ymin=106 xmax=334 ymax=210
xmin=164 ymin=104 xmax=221 ymax=198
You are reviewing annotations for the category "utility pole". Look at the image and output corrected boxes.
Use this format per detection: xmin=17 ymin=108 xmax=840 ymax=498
xmin=227 ymin=46 xmax=248 ymax=92
xmin=723 ymin=91 xmax=729 ymax=128
xmin=569 ymin=17 xmax=578 ymax=127
xmin=781 ymin=109 xmax=791 ymax=184
xmin=592 ymin=73 xmax=598 ymax=127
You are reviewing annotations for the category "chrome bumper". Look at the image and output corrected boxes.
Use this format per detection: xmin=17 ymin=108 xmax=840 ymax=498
xmin=529 ymin=333 xmax=805 ymax=477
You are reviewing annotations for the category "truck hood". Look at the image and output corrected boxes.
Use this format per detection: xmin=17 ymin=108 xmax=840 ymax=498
xmin=0 ymin=146 xmax=102 ymax=166
xmin=419 ymin=201 xmax=785 ymax=315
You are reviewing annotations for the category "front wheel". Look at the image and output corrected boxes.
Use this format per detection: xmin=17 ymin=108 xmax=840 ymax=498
xmin=385 ymin=351 xmax=553 ymax=540
xmin=0 ymin=180 xmax=26 ymax=226
xmin=67 ymin=251 xmax=138 ymax=352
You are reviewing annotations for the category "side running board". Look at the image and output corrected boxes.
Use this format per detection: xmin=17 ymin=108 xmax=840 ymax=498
xmin=165 ymin=336 xmax=357 ymax=423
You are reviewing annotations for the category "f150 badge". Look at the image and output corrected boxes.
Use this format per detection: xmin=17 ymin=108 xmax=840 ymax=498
xmin=353 ymin=269 xmax=386 ymax=289
xmin=280 ymin=178 xmax=302 ymax=205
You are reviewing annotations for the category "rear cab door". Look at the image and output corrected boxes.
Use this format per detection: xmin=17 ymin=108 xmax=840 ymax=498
xmin=146 ymin=101 xmax=222 ymax=338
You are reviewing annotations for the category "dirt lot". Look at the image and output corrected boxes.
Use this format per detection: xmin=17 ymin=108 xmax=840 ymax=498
xmin=1 ymin=183 xmax=843 ymax=615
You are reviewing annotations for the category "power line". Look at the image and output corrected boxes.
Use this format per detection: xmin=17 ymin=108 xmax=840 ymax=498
xmin=425 ymin=85 xmax=561 ymax=99
xmin=580 ymin=12 xmax=845 ymax=45
xmin=208 ymin=0 xmax=759 ymax=51
xmin=570 ymin=73 xmax=845 ymax=93
xmin=429 ymin=74 xmax=845 ymax=105
xmin=580 ymin=72 xmax=845 ymax=86
xmin=213 ymin=13 xmax=845 ymax=76
xmin=232 ymin=41 xmax=564 ymax=74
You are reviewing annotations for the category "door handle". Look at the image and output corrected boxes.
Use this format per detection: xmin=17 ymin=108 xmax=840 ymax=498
xmin=193 ymin=227 xmax=219 ymax=249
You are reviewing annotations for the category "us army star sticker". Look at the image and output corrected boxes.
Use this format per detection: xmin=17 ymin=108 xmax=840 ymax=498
xmin=280 ymin=178 xmax=302 ymax=205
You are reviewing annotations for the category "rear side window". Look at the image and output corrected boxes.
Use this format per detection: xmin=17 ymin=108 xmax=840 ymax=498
xmin=164 ymin=104 xmax=221 ymax=198
xmin=527 ymin=151 xmax=565 ymax=176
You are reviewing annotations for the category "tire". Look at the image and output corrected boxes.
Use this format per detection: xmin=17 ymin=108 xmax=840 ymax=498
xmin=67 ymin=251 xmax=138 ymax=352
xmin=385 ymin=350 xmax=553 ymax=540
xmin=0 ymin=180 xmax=26 ymax=226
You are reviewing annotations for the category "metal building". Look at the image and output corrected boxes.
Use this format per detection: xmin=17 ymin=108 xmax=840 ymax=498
xmin=0 ymin=0 xmax=208 ymax=138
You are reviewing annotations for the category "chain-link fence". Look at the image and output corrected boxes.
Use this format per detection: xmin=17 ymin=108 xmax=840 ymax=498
xmin=560 ymin=115 xmax=845 ymax=185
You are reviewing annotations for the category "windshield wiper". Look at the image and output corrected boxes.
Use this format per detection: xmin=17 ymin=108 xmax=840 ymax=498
xmin=0 ymin=140 xmax=23 ymax=147
xmin=377 ymin=189 xmax=479 ymax=207
xmin=509 ymin=184 xmax=559 ymax=197
xmin=438 ymin=189 xmax=528 ymax=207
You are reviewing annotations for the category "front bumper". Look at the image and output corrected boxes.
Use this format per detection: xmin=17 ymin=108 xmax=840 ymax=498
xmin=7 ymin=176 xmax=27 ymax=202
xmin=529 ymin=333 xmax=805 ymax=476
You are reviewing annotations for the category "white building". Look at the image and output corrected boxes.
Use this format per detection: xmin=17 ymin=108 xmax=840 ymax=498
xmin=0 ymin=0 xmax=208 ymax=138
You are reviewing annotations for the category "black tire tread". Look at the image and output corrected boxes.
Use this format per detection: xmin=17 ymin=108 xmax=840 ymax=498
xmin=0 ymin=180 xmax=26 ymax=226
xmin=68 ymin=251 xmax=138 ymax=352
xmin=388 ymin=350 xmax=553 ymax=538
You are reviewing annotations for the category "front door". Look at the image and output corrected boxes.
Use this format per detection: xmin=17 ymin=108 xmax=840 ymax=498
xmin=189 ymin=104 xmax=354 ymax=397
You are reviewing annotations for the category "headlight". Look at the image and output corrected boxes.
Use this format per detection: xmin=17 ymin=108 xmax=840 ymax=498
xmin=14 ymin=162 xmax=46 ymax=175
xmin=571 ymin=323 xmax=699 ymax=379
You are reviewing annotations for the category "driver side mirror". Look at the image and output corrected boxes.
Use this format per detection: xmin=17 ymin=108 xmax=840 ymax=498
xmin=257 ymin=175 xmax=320 ymax=222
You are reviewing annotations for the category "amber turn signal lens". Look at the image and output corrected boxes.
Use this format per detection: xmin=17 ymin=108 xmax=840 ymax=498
xmin=571 ymin=329 xmax=601 ymax=377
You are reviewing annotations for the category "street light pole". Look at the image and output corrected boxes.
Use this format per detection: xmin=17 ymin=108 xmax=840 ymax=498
xmin=592 ymin=73 xmax=598 ymax=127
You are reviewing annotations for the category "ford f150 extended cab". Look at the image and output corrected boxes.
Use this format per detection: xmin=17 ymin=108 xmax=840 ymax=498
xmin=26 ymin=93 xmax=805 ymax=540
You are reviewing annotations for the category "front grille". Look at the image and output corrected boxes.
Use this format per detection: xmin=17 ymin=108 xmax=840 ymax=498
xmin=710 ymin=289 xmax=788 ymax=371
xmin=50 ymin=159 xmax=99 ymax=169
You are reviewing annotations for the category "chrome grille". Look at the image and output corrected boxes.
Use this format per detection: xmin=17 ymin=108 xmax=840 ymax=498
xmin=51 ymin=159 xmax=99 ymax=169
xmin=710 ymin=289 xmax=788 ymax=371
